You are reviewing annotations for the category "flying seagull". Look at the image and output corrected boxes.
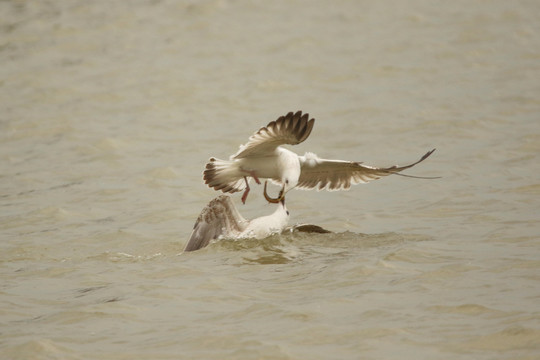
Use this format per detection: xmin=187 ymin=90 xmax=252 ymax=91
xmin=184 ymin=187 xmax=289 ymax=252
xmin=203 ymin=111 xmax=436 ymax=204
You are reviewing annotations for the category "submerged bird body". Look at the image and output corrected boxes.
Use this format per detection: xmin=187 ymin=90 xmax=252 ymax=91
xmin=183 ymin=195 xmax=289 ymax=252
xmin=240 ymin=200 xmax=289 ymax=239
xmin=203 ymin=111 xmax=436 ymax=204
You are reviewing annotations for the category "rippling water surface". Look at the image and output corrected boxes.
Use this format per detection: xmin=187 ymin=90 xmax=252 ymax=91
xmin=1 ymin=1 xmax=539 ymax=359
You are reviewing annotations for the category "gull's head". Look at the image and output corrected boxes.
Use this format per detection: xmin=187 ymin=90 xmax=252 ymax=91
xmin=279 ymin=197 xmax=288 ymax=215
xmin=282 ymin=177 xmax=298 ymax=194
xmin=276 ymin=197 xmax=290 ymax=223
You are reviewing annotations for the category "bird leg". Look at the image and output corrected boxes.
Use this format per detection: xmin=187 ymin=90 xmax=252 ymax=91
xmin=240 ymin=170 xmax=261 ymax=204
xmin=249 ymin=170 xmax=261 ymax=184
xmin=252 ymin=174 xmax=261 ymax=185
xmin=263 ymin=181 xmax=285 ymax=204
xmin=240 ymin=168 xmax=261 ymax=185
xmin=241 ymin=176 xmax=250 ymax=204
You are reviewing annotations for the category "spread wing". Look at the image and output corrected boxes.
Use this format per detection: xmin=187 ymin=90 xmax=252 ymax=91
xmin=296 ymin=149 xmax=436 ymax=191
xmin=232 ymin=111 xmax=315 ymax=159
xmin=184 ymin=195 xmax=248 ymax=252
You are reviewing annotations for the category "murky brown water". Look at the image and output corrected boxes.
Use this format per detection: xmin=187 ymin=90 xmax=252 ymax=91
xmin=1 ymin=1 xmax=539 ymax=359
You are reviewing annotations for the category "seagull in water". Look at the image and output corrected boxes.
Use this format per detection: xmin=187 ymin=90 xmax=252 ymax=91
xmin=184 ymin=188 xmax=289 ymax=252
xmin=204 ymin=111 xmax=436 ymax=204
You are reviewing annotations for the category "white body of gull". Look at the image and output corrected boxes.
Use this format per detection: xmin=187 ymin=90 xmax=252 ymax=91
xmin=203 ymin=111 xmax=436 ymax=204
xmin=184 ymin=194 xmax=289 ymax=252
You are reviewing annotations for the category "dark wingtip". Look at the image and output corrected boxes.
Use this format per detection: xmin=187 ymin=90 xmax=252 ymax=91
xmin=393 ymin=148 xmax=440 ymax=179
xmin=421 ymin=148 xmax=436 ymax=161
xmin=302 ymin=117 xmax=315 ymax=142
xmin=288 ymin=110 xmax=315 ymax=143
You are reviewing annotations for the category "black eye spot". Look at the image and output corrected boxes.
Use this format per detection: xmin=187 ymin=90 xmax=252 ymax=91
xmin=285 ymin=179 xmax=289 ymax=184
xmin=286 ymin=210 xmax=290 ymax=215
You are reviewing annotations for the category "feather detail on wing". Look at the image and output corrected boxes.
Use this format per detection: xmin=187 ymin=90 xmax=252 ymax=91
xmin=296 ymin=149 xmax=436 ymax=191
xmin=184 ymin=195 xmax=248 ymax=252
xmin=232 ymin=111 xmax=315 ymax=159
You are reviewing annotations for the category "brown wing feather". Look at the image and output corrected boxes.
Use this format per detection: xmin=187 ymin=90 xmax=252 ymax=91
xmin=184 ymin=195 xmax=247 ymax=252
xmin=233 ymin=111 xmax=315 ymax=159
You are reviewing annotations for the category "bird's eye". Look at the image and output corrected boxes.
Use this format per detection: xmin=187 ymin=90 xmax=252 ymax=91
xmin=286 ymin=211 xmax=290 ymax=215
xmin=285 ymin=180 xmax=289 ymax=184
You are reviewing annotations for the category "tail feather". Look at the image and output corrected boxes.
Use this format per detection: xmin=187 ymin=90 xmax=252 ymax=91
xmin=203 ymin=158 xmax=245 ymax=193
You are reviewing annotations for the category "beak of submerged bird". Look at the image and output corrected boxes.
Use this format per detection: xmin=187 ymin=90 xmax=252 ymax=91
xmin=263 ymin=181 xmax=285 ymax=204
